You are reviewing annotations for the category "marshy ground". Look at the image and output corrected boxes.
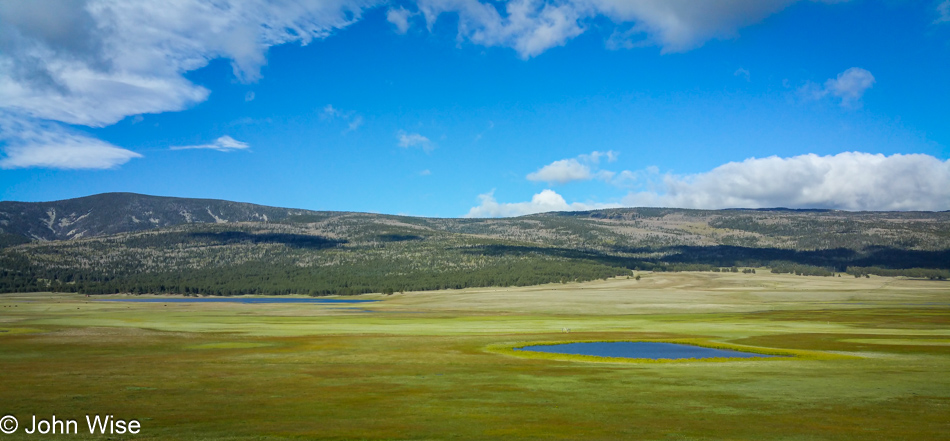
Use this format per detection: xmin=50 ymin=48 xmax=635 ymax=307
xmin=1 ymin=271 xmax=948 ymax=440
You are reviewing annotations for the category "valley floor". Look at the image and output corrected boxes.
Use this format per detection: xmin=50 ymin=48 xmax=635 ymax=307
xmin=1 ymin=271 xmax=949 ymax=440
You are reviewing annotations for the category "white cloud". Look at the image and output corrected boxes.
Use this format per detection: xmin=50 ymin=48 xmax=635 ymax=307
xmin=464 ymin=189 xmax=620 ymax=217
xmin=417 ymin=0 xmax=586 ymax=58
xmin=824 ymin=67 xmax=875 ymax=107
xmin=397 ymin=131 xmax=434 ymax=151
xmin=580 ymin=150 xmax=618 ymax=163
xmin=419 ymin=169 xmax=431 ymax=176
xmin=527 ymin=150 xmax=618 ymax=184
xmin=937 ymin=0 xmax=950 ymax=23
xmin=0 ymin=0 xmax=850 ymax=130
xmin=323 ymin=104 xmax=340 ymax=118
xmin=346 ymin=115 xmax=364 ymax=133
xmin=323 ymin=104 xmax=364 ymax=133
xmin=474 ymin=152 xmax=950 ymax=216
xmin=387 ymin=7 xmax=413 ymax=34
xmin=0 ymin=115 xmax=141 ymax=169
xmin=0 ymin=0 xmax=375 ymax=127
xmin=0 ymin=1 xmax=857 ymax=170
xmin=527 ymin=159 xmax=593 ymax=184
xmin=734 ymin=67 xmax=750 ymax=81
xmin=414 ymin=1 xmax=851 ymax=57
xmin=171 ymin=135 xmax=249 ymax=152
xmin=593 ymin=0 xmax=805 ymax=53
xmin=622 ymin=152 xmax=950 ymax=211
xmin=0 ymin=0 xmax=373 ymax=170
xmin=244 ymin=91 xmax=255 ymax=102
xmin=801 ymin=67 xmax=875 ymax=108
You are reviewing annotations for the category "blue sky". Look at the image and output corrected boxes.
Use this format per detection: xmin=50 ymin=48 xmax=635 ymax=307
xmin=1 ymin=0 xmax=948 ymax=216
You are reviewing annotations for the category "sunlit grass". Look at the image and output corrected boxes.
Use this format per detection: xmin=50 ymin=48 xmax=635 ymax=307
xmin=1 ymin=272 xmax=948 ymax=440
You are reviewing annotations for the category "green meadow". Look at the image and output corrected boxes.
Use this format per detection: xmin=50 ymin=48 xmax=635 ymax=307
xmin=1 ymin=271 xmax=949 ymax=440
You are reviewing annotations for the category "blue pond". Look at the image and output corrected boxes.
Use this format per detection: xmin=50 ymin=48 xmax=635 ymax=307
xmin=97 ymin=298 xmax=377 ymax=304
xmin=514 ymin=342 xmax=776 ymax=360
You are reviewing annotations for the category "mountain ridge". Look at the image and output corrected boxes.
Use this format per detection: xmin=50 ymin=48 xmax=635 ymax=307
xmin=0 ymin=192 xmax=323 ymax=241
xmin=5 ymin=192 xmax=950 ymax=244
xmin=2 ymin=193 xmax=948 ymax=295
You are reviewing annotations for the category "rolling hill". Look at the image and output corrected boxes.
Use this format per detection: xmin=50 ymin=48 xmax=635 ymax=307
xmin=1 ymin=193 xmax=948 ymax=295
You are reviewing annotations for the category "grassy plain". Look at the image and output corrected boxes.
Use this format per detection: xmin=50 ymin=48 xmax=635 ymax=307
xmin=1 ymin=271 xmax=949 ymax=440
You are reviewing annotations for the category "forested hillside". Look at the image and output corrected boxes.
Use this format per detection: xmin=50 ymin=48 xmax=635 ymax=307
xmin=1 ymin=194 xmax=948 ymax=295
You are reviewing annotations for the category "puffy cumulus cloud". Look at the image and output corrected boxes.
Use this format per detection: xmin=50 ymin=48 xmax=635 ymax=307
xmin=171 ymin=135 xmax=250 ymax=152
xmin=0 ymin=115 xmax=141 ymax=169
xmin=801 ymin=67 xmax=875 ymax=107
xmin=464 ymin=189 xmax=620 ymax=217
xmin=824 ymin=67 xmax=875 ymax=106
xmin=623 ymin=152 xmax=950 ymax=211
xmin=397 ymin=131 xmax=434 ymax=151
xmin=0 ymin=0 xmax=376 ymax=127
xmin=527 ymin=159 xmax=593 ymax=184
xmin=527 ymin=150 xmax=617 ymax=184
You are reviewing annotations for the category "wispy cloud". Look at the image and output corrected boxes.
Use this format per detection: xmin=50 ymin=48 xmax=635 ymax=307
xmin=397 ymin=131 xmax=434 ymax=152
xmin=734 ymin=67 xmax=750 ymax=81
xmin=0 ymin=115 xmax=141 ymax=169
xmin=171 ymin=135 xmax=249 ymax=152
xmin=936 ymin=0 xmax=950 ymax=23
xmin=347 ymin=115 xmax=364 ymax=133
xmin=323 ymin=105 xmax=364 ymax=133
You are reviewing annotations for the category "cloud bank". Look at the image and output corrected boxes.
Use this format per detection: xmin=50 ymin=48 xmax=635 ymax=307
xmin=626 ymin=152 xmax=950 ymax=211
xmin=467 ymin=152 xmax=950 ymax=217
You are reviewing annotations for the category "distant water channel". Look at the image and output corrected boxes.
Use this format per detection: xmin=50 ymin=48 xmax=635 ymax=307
xmin=97 ymin=298 xmax=378 ymax=304
xmin=515 ymin=342 xmax=777 ymax=360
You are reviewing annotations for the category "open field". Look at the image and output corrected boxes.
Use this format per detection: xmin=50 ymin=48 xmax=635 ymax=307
xmin=1 ymin=271 xmax=949 ymax=440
